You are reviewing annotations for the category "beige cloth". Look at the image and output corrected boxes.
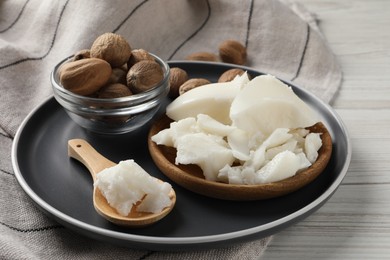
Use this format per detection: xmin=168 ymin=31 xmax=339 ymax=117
xmin=0 ymin=0 xmax=342 ymax=259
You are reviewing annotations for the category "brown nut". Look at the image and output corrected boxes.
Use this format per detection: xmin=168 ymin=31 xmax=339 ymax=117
xmin=98 ymin=83 xmax=132 ymax=124
xmin=59 ymin=58 xmax=112 ymax=96
xmin=108 ymin=67 xmax=128 ymax=85
xmin=168 ymin=67 xmax=189 ymax=99
xmin=218 ymin=68 xmax=246 ymax=83
xmin=90 ymin=33 xmax=132 ymax=68
xmin=186 ymin=52 xmax=219 ymax=62
xmin=179 ymin=78 xmax=211 ymax=95
xmin=98 ymin=83 xmax=132 ymax=99
xmin=218 ymin=40 xmax=247 ymax=65
xmin=72 ymin=49 xmax=90 ymax=61
xmin=126 ymin=60 xmax=164 ymax=93
xmin=127 ymin=49 xmax=155 ymax=69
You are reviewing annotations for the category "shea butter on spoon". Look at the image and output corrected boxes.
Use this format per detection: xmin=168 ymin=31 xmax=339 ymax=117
xmin=68 ymin=139 xmax=176 ymax=227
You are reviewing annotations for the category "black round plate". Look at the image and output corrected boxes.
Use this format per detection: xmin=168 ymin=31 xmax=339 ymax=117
xmin=12 ymin=61 xmax=351 ymax=250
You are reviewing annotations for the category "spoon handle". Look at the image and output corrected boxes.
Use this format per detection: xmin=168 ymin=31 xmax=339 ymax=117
xmin=68 ymin=139 xmax=116 ymax=181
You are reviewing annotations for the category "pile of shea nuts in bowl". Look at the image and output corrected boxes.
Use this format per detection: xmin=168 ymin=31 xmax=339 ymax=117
xmin=51 ymin=33 xmax=170 ymax=134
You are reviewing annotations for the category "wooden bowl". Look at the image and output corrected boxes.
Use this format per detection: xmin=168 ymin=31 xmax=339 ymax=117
xmin=148 ymin=115 xmax=333 ymax=201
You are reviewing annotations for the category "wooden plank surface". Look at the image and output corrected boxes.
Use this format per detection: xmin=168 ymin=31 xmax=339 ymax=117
xmin=262 ymin=0 xmax=390 ymax=259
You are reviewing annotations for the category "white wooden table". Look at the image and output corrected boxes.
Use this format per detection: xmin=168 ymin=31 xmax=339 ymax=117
xmin=262 ymin=0 xmax=390 ymax=259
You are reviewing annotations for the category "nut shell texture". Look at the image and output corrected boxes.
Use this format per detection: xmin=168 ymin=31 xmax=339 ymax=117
xmin=126 ymin=60 xmax=164 ymax=93
xmin=90 ymin=33 xmax=132 ymax=68
xmin=168 ymin=67 xmax=189 ymax=98
xmin=72 ymin=49 xmax=91 ymax=61
xmin=218 ymin=68 xmax=245 ymax=83
xmin=98 ymin=83 xmax=132 ymax=99
xmin=219 ymin=40 xmax=247 ymax=65
xmin=108 ymin=68 xmax=128 ymax=85
xmin=179 ymin=78 xmax=211 ymax=95
xmin=186 ymin=52 xmax=218 ymax=62
xmin=59 ymin=58 xmax=112 ymax=96
xmin=127 ymin=49 xmax=155 ymax=68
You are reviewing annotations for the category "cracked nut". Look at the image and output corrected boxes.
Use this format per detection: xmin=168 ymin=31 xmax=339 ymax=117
xmin=59 ymin=58 xmax=112 ymax=96
xmin=219 ymin=40 xmax=247 ymax=65
xmin=126 ymin=60 xmax=164 ymax=93
xmin=90 ymin=33 xmax=132 ymax=68
xmin=168 ymin=67 xmax=189 ymax=98
xmin=179 ymin=78 xmax=211 ymax=95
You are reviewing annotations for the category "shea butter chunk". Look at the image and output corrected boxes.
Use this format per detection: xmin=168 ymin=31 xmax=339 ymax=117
xmin=175 ymin=132 xmax=235 ymax=181
xmin=94 ymin=160 xmax=172 ymax=216
xmin=166 ymin=73 xmax=250 ymax=124
xmin=230 ymin=75 xmax=318 ymax=135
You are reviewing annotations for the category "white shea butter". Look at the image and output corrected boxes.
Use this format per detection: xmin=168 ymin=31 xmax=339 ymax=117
xmin=166 ymin=72 xmax=250 ymax=124
xmin=230 ymin=75 xmax=319 ymax=135
xmin=153 ymin=74 xmax=323 ymax=184
xmin=94 ymin=160 xmax=172 ymax=216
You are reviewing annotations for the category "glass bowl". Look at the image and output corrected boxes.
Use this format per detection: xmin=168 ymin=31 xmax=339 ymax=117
xmin=51 ymin=53 xmax=170 ymax=134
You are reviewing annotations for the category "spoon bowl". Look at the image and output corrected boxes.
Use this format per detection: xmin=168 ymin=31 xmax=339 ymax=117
xmin=68 ymin=139 xmax=176 ymax=227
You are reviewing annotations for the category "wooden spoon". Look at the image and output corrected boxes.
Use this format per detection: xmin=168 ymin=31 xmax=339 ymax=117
xmin=68 ymin=139 xmax=176 ymax=227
